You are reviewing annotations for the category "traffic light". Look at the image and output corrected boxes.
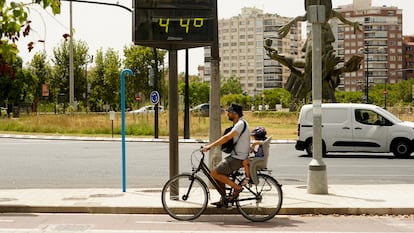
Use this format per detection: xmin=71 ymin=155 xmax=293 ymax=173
xmin=148 ymin=65 xmax=154 ymax=87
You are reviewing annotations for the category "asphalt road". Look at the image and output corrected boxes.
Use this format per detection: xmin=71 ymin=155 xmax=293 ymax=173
xmin=1 ymin=138 xmax=414 ymax=189
xmin=0 ymin=213 xmax=414 ymax=232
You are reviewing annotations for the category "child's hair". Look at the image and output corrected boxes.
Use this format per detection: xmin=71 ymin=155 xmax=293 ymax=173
xmin=251 ymin=126 xmax=267 ymax=140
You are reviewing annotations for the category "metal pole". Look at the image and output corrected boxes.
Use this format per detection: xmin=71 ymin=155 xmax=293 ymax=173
xmin=384 ymin=81 xmax=387 ymax=109
xmin=69 ymin=1 xmax=75 ymax=108
xmin=184 ymin=49 xmax=190 ymax=139
xmin=153 ymin=48 xmax=159 ymax=139
xmin=208 ymin=0 xmax=222 ymax=175
xmin=120 ymin=69 xmax=133 ymax=192
xmin=307 ymin=5 xmax=328 ymax=194
xmin=365 ymin=44 xmax=369 ymax=104
xmin=169 ymin=50 xmax=179 ymax=180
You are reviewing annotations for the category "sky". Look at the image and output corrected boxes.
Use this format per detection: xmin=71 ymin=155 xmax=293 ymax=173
xmin=17 ymin=0 xmax=414 ymax=75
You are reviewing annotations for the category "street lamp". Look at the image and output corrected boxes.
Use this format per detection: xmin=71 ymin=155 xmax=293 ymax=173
xmin=359 ymin=45 xmax=370 ymax=103
xmin=383 ymin=79 xmax=388 ymax=109
xmin=359 ymin=45 xmax=385 ymax=104
xmin=84 ymin=54 xmax=93 ymax=109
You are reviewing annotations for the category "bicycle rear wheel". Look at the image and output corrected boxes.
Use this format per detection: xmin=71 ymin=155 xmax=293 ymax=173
xmin=161 ymin=173 xmax=208 ymax=221
xmin=236 ymin=174 xmax=283 ymax=222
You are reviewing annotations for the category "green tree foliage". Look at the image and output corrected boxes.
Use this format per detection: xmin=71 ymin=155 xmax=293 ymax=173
xmin=88 ymin=48 xmax=121 ymax=111
xmin=221 ymin=76 xmax=243 ymax=96
xmin=394 ymin=79 xmax=414 ymax=103
xmin=13 ymin=66 xmax=38 ymax=104
xmin=50 ymin=39 xmax=89 ymax=103
xmin=28 ymin=52 xmax=52 ymax=103
xmin=221 ymin=93 xmax=252 ymax=110
xmin=123 ymin=45 xmax=166 ymax=108
xmin=178 ymin=76 xmax=210 ymax=107
xmin=261 ymin=88 xmax=291 ymax=108
xmin=0 ymin=57 xmax=36 ymax=106
xmin=335 ymin=90 xmax=363 ymax=103
xmin=335 ymin=80 xmax=414 ymax=108
xmin=0 ymin=0 xmax=60 ymax=108
xmin=0 ymin=0 xmax=60 ymax=65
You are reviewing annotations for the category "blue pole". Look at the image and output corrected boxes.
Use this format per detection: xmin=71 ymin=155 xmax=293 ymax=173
xmin=120 ymin=69 xmax=132 ymax=192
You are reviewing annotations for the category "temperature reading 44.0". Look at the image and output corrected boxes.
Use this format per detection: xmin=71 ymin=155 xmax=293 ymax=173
xmin=159 ymin=18 xmax=204 ymax=33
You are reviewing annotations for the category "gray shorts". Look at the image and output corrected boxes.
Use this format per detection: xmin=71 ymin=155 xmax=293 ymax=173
xmin=215 ymin=156 xmax=243 ymax=176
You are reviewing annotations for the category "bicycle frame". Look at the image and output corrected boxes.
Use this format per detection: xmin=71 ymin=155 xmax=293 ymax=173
xmin=192 ymin=150 xmax=228 ymax=198
xmin=192 ymin=150 xmax=259 ymax=203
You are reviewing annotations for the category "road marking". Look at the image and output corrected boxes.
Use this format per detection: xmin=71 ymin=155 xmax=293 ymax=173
xmin=0 ymin=229 xmax=410 ymax=233
xmin=0 ymin=220 xmax=14 ymax=223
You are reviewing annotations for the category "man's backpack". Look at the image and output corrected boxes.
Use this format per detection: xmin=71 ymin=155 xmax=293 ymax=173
xmin=221 ymin=120 xmax=246 ymax=154
xmin=221 ymin=126 xmax=234 ymax=153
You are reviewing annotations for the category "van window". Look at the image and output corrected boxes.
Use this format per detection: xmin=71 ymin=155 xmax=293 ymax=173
xmin=355 ymin=109 xmax=391 ymax=125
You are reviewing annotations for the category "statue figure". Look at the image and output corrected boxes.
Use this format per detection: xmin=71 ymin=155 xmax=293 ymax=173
xmin=264 ymin=0 xmax=363 ymax=103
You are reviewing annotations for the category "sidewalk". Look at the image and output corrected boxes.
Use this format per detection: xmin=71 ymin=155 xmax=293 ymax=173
xmin=1 ymin=185 xmax=414 ymax=215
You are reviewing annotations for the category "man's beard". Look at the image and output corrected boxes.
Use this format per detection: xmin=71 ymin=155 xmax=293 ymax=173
xmin=228 ymin=115 xmax=234 ymax=121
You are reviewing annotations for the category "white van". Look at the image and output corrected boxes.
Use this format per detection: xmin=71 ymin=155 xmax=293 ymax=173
xmin=296 ymin=103 xmax=414 ymax=158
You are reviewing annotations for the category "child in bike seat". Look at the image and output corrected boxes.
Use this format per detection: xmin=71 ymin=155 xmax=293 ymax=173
xmin=241 ymin=126 xmax=267 ymax=186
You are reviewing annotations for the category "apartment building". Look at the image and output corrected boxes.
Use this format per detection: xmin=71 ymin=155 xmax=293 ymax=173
xmin=330 ymin=0 xmax=403 ymax=92
xmin=203 ymin=7 xmax=302 ymax=96
xmin=403 ymin=35 xmax=414 ymax=80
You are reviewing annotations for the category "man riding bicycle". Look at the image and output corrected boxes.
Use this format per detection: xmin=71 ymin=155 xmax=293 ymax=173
xmin=202 ymin=103 xmax=250 ymax=206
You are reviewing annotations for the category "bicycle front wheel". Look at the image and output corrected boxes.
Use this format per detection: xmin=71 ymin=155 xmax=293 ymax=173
xmin=161 ymin=173 xmax=208 ymax=221
xmin=236 ymin=174 xmax=283 ymax=222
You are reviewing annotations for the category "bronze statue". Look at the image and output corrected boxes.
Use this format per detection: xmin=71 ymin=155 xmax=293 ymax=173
xmin=265 ymin=0 xmax=363 ymax=103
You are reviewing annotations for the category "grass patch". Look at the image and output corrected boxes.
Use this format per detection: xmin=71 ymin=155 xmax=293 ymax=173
xmin=3 ymin=108 xmax=412 ymax=140
xmin=0 ymin=111 xmax=299 ymax=139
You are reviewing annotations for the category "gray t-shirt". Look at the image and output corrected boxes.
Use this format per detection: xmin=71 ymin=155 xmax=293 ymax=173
xmin=230 ymin=118 xmax=250 ymax=160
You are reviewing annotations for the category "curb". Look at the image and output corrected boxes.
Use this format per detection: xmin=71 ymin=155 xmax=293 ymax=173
xmin=1 ymin=205 xmax=413 ymax=215
xmin=0 ymin=134 xmax=296 ymax=144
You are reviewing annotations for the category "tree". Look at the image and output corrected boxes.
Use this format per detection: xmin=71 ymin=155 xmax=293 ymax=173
xmin=221 ymin=93 xmax=252 ymax=110
xmin=221 ymin=76 xmax=243 ymax=96
xmin=88 ymin=48 xmax=121 ymax=111
xmin=28 ymin=52 xmax=52 ymax=105
xmin=1 ymin=57 xmax=38 ymax=107
xmin=262 ymin=88 xmax=291 ymax=108
xmin=0 ymin=1 xmax=60 ymax=69
xmin=335 ymin=90 xmax=363 ymax=104
xmin=50 ymin=39 xmax=89 ymax=104
xmin=123 ymin=45 xmax=166 ymax=108
xmin=178 ymin=77 xmax=210 ymax=107
xmin=0 ymin=0 xmax=60 ymax=109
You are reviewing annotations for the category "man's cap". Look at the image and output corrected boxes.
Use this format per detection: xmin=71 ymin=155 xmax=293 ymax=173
xmin=227 ymin=103 xmax=243 ymax=116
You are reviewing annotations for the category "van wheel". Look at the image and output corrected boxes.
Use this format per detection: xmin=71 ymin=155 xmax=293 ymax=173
xmin=305 ymin=140 xmax=326 ymax=157
xmin=392 ymin=140 xmax=411 ymax=158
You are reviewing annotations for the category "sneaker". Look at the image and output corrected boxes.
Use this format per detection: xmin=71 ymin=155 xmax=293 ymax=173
xmin=210 ymin=199 xmax=225 ymax=208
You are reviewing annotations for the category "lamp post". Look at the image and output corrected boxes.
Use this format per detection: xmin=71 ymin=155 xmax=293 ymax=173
xmin=359 ymin=45 xmax=385 ymax=104
xmin=84 ymin=54 xmax=93 ymax=110
xmin=383 ymin=81 xmax=388 ymax=109
xmin=359 ymin=45 xmax=370 ymax=103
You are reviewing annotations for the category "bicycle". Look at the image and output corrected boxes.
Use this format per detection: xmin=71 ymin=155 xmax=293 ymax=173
xmin=161 ymin=148 xmax=283 ymax=222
